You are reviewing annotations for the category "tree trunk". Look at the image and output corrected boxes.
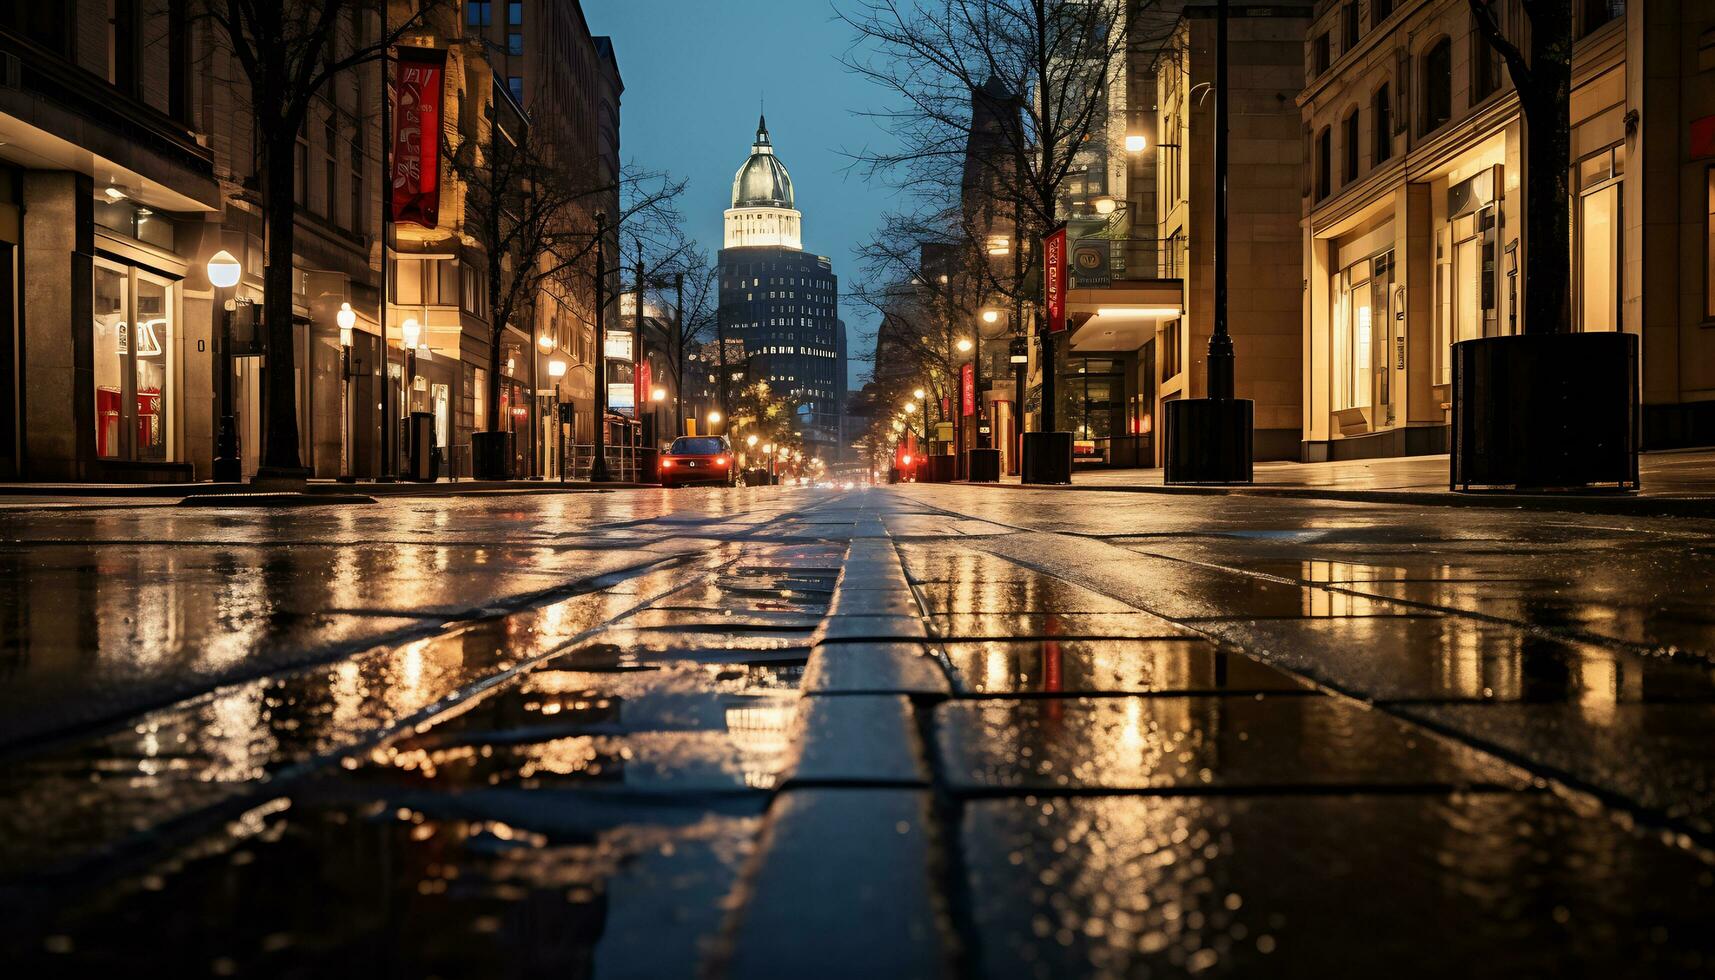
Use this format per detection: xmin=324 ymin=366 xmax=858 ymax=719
xmin=1521 ymin=15 xmax=1572 ymax=336
xmin=260 ymin=128 xmax=305 ymax=475
xmin=486 ymin=248 xmax=504 ymax=433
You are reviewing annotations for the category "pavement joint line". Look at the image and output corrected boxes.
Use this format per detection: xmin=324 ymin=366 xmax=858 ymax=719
xmin=926 ymin=519 xmax=1715 ymax=859
xmin=944 ymin=688 xmax=1325 ymax=701
xmin=941 ymin=783 xmax=1546 ymax=800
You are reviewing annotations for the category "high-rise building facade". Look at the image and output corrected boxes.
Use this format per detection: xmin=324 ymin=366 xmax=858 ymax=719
xmin=718 ymin=118 xmax=843 ymax=454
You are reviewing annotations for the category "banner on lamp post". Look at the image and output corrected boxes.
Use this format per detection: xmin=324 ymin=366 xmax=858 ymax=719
xmin=961 ymin=363 xmax=975 ymax=417
xmin=634 ymin=360 xmax=652 ymax=418
xmin=1043 ymin=225 xmax=1068 ymax=333
xmin=390 ymin=47 xmax=448 ymax=228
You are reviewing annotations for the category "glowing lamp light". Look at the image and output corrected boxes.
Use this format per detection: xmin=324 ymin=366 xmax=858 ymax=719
xmin=336 ymin=302 xmax=356 ymax=348
xmin=956 ymin=338 xmax=973 ymax=353
xmin=538 ymin=335 xmax=555 ymax=350
xmin=1125 ymin=134 xmax=1148 ymax=153
xmin=104 ymin=185 xmax=128 ymax=202
xmin=1094 ymin=196 xmax=1117 ymax=215
xmin=903 ymin=401 xmax=918 ymax=415
xmin=401 ymin=317 xmax=422 ymax=350
xmin=913 ymin=387 xmax=925 ymax=400
xmin=548 ymin=359 xmax=567 ymax=379
xmin=746 ymin=434 xmax=759 ymax=447
xmin=1094 ymin=307 xmax=1182 ymax=319
xmin=902 ymin=454 xmax=913 ymax=466
xmin=982 ymin=310 xmax=1000 ymax=324
xmin=651 ymin=387 xmax=667 ymax=402
xmin=707 ymin=410 xmax=722 ymax=425
xmin=206 ymin=250 xmax=242 ymax=289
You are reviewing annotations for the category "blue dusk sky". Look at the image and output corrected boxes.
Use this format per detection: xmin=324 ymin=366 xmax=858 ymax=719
xmin=585 ymin=1 xmax=904 ymax=394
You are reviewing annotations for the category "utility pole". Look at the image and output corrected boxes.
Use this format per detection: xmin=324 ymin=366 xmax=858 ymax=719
xmin=591 ymin=211 xmax=611 ymax=482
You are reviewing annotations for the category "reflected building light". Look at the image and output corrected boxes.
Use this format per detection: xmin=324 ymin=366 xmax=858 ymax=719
xmin=725 ymin=699 xmax=797 ymax=790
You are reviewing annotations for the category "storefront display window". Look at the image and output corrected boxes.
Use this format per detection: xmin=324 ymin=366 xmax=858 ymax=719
xmin=1436 ymin=197 xmax=1498 ymax=385
xmin=93 ymin=261 xmax=175 ymax=461
xmin=1333 ymin=257 xmax=1373 ymax=411
xmin=1575 ymin=146 xmax=1624 ymax=332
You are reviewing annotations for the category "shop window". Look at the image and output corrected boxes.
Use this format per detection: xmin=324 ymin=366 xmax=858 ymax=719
xmin=92 ymin=262 xmax=175 ymax=462
xmin=1578 ymin=0 xmax=1623 ymax=38
xmin=1576 ymin=146 xmax=1625 ymax=332
xmin=1343 ymin=109 xmax=1360 ymax=184
xmin=1373 ymin=84 xmax=1393 ymax=164
xmin=1437 ymin=204 xmax=1499 ymax=384
xmin=1420 ymin=39 xmax=1452 ymax=135
xmin=462 ymin=260 xmax=486 ymax=318
xmin=1162 ymin=319 xmax=1182 ymax=378
xmin=1333 ymin=258 xmax=1374 ymax=411
xmin=1707 ymin=168 xmax=1715 ymax=321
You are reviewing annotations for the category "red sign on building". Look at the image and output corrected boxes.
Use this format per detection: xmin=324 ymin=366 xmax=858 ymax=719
xmin=1693 ymin=115 xmax=1715 ymax=160
xmin=390 ymin=47 xmax=448 ymax=228
xmin=1043 ymin=226 xmax=1068 ymax=333
xmin=961 ymin=362 xmax=975 ymax=417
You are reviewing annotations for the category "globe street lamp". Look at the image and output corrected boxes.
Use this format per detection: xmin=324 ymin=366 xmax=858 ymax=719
xmin=337 ymin=302 xmax=357 ymax=482
xmin=207 ymin=250 xmax=243 ymax=482
xmin=548 ymin=358 xmax=568 ymax=483
xmin=706 ymin=409 xmax=722 ymax=435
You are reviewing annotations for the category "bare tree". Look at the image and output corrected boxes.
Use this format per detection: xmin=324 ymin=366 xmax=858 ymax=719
xmin=840 ymin=0 xmax=1165 ymax=431
xmin=202 ymin=0 xmax=443 ymax=479
xmin=445 ymin=104 xmax=686 ymax=436
xmin=1469 ymin=0 xmax=1572 ymax=335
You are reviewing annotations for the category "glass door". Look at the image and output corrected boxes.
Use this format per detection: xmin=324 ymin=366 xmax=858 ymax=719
xmin=92 ymin=261 xmax=176 ymax=462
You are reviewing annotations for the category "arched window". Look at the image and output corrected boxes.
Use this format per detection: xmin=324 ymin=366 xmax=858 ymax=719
xmin=1420 ymin=38 xmax=1452 ymax=135
xmin=1343 ymin=108 xmax=1361 ymax=183
xmin=1316 ymin=126 xmax=1332 ymax=201
xmin=1373 ymin=84 xmax=1393 ymax=163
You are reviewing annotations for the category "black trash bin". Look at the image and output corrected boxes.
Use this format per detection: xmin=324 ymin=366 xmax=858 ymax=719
xmin=967 ymin=448 xmax=1001 ymax=483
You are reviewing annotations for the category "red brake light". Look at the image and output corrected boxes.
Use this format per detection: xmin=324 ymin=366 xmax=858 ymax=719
xmin=715 ymin=456 xmax=727 ymax=466
xmin=662 ymin=459 xmax=674 ymax=467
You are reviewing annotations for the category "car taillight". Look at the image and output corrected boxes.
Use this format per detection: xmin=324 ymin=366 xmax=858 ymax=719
xmin=662 ymin=459 xmax=674 ymax=467
xmin=715 ymin=456 xmax=727 ymax=466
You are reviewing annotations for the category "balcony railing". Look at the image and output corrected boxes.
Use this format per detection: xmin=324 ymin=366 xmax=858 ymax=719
xmin=1086 ymin=236 xmax=1188 ymax=282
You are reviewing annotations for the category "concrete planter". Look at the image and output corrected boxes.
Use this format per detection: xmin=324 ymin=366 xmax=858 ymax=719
xmin=470 ymin=430 xmax=514 ymax=481
xmin=1021 ymin=432 xmax=1073 ymax=485
xmin=967 ymin=448 xmax=1001 ymax=483
xmin=1163 ymin=398 xmax=1253 ymax=484
xmin=1451 ymin=332 xmax=1639 ymax=491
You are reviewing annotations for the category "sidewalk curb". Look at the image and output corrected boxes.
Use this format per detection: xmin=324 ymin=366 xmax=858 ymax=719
xmin=976 ymin=479 xmax=1715 ymax=519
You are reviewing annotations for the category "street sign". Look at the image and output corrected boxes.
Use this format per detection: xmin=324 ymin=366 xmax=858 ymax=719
xmin=1043 ymin=226 xmax=1068 ymax=333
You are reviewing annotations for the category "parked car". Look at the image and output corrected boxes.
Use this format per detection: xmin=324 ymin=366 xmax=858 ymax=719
xmin=660 ymin=435 xmax=737 ymax=488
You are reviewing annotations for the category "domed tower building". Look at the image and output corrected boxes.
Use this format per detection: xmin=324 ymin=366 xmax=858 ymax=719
xmin=718 ymin=117 xmax=844 ymax=459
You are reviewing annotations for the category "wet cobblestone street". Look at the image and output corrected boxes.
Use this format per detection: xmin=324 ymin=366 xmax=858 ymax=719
xmin=5 ymin=485 xmax=1715 ymax=976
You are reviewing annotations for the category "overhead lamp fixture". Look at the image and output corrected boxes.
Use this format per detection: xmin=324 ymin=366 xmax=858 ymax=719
xmin=1125 ymin=134 xmax=1148 ymax=153
xmin=538 ymin=335 xmax=554 ymax=350
xmin=956 ymin=338 xmax=972 ymax=353
xmin=1093 ymin=196 xmax=1117 ymax=216
xmin=103 ymin=185 xmax=128 ymax=202
xmin=985 ymin=235 xmax=1011 ymax=256
xmin=206 ymin=250 xmax=242 ymax=289
xmin=1095 ymin=307 xmax=1181 ymax=319
xmin=548 ymin=359 xmax=567 ymax=378
xmin=401 ymin=317 xmax=421 ymax=350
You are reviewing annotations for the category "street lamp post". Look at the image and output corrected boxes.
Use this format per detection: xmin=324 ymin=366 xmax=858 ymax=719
xmin=1010 ymin=337 xmax=1028 ymax=475
xmin=208 ymin=250 xmax=242 ymax=483
xmin=548 ymin=358 xmax=567 ymax=483
xmin=337 ymin=302 xmax=356 ymax=483
xmin=1163 ymin=0 xmax=1253 ymax=484
xmin=592 ymin=211 xmax=612 ymax=483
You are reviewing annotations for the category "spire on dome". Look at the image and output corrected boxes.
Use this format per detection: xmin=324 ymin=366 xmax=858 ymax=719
xmin=755 ymin=114 xmax=771 ymax=149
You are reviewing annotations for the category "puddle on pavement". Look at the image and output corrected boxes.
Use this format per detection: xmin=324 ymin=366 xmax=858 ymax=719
xmin=13 ymin=796 xmax=760 ymax=978
xmin=936 ymin=695 xmax=1522 ymax=792
xmin=1 ymin=541 xmax=837 ymax=969
xmin=962 ymin=791 xmax=1715 ymax=978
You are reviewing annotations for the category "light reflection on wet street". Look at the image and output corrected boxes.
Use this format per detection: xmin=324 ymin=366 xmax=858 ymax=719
xmin=6 ymin=484 xmax=1715 ymax=975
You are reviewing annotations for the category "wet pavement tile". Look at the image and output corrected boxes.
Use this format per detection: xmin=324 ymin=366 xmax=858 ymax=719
xmin=1400 ymin=701 xmax=1715 ymax=836
xmin=1193 ymin=617 xmax=1715 ymax=704
xmin=925 ymin=612 xmax=1195 ymax=641
xmin=801 ymin=643 xmax=952 ymax=696
xmin=936 ymin=695 xmax=1523 ymax=792
xmin=939 ymin=639 xmax=1308 ymax=696
xmin=9 ymin=795 xmax=760 ymax=978
xmin=914 ymin=580 xmax=1137 ymax=614
xmin=961 ymin=791 xmax=1715 ymax=978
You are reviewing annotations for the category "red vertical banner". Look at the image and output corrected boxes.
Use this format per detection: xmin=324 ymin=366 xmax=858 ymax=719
xmin=634 ymin=360 xmax=652 ymax=418
xmin=961 ymin=362 xmax=975 ymax=417
xmin=1043 ymin=226 xmax=1068 ymax=333
xmin=391 ymin=47 xmax=447 ymax=228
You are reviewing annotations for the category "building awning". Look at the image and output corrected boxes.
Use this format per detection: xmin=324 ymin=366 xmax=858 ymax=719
xmin=1066 ymin=281 xmax=1183 ymax=352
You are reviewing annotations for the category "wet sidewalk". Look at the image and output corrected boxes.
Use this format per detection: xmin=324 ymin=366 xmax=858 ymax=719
xmin=1000 ymin=447 xmax=1715 ymax=515
xmin=4 ymin=487 xmax=1715 ymax=975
